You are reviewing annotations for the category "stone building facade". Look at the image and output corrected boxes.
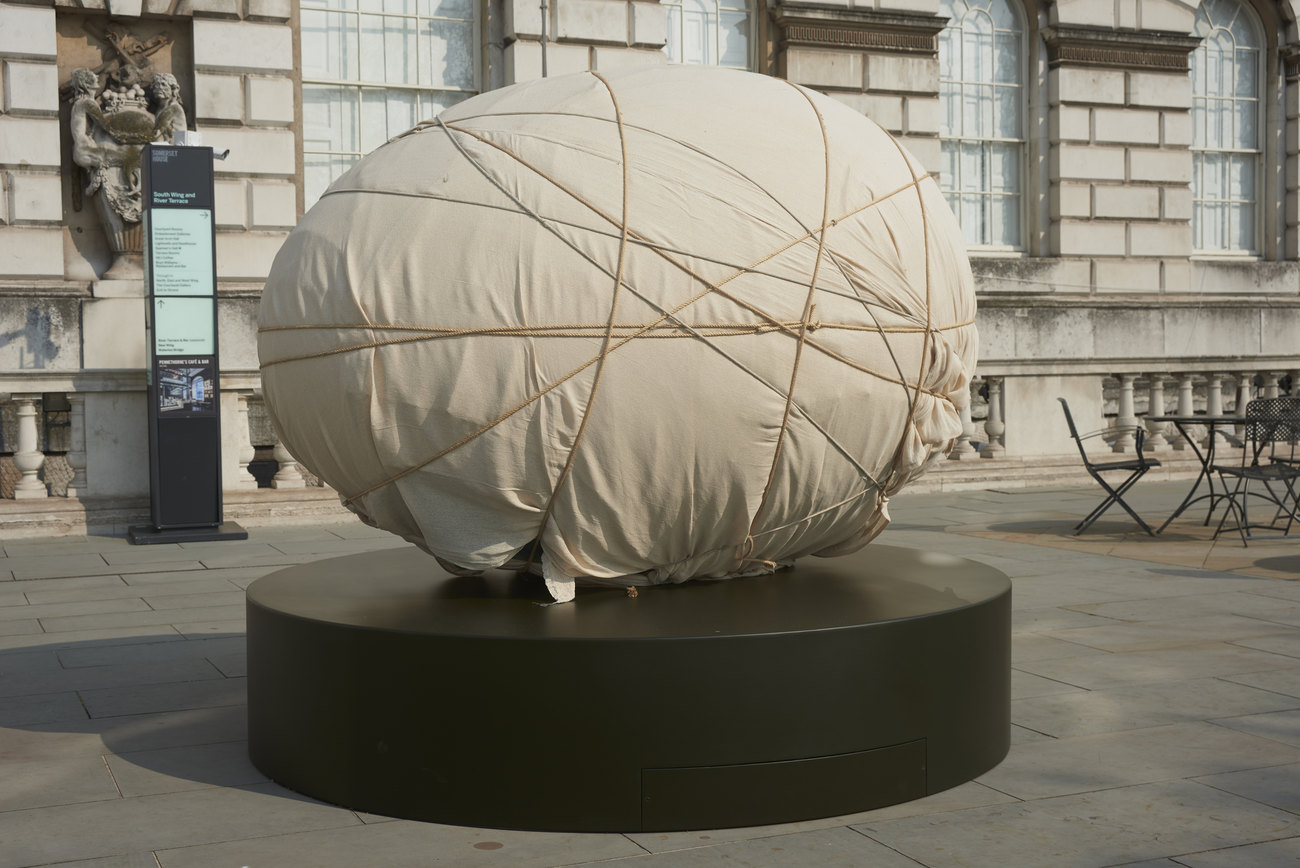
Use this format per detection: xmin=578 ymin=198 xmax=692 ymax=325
xmin=0 ymin=0 xmax=1297 ymax=532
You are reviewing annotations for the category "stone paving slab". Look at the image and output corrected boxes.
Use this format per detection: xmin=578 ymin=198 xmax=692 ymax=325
xmin=1194 ymin=763 xmax=1300 ymax=815
xmin=79 ymin=676 xmax=246 ymax=719
xmin=0 ymin=481 xmax=1296 ymax=867
xmin=152 ymin=817 xmax=648 ymax=868
xmin=1011 ymin=676 xmax=1300 ymax=739
xmin=0 ymin=783 xmax=362 ymax=868
xmin=977 ymin=720 xmax=1300 ymax=800
xmin=1172 ymin=835 xmax=1300 ymax=866
xmin=106 ymin=741 xmax=268 ymax=797
xmin=851 ymin=780 xmax=1300 ymax=868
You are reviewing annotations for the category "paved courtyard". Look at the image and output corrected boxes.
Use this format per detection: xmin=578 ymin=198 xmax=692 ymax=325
xmin=1 ymin=480 xmax=1298 ymax=867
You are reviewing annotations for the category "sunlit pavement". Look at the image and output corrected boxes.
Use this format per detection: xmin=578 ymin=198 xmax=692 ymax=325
xmin=0 ymin=480 xmax=1297 ymax=867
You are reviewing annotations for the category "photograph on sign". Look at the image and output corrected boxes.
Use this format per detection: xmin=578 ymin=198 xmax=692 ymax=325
xmin=157 ymin=358 xmax=216 ymax=415
xmin=153 ymin=297 xmax=215 ymax=355
xmin=150 ymin=209 xmax=215 ymax=296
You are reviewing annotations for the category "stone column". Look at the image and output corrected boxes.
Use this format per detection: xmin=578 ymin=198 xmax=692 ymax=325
xmin=982 ymin=378 xmax=1005 ymax=459
xmin=271 ymin=439 xmax=306 ymax=489
xmin=12 ymin=396 xmax=47 ymax=499
xmin=1145 ymin=374 xmax=1169 ymax=451
xmin=1204 ymin=373 xmax=1227 ymax=448
xmin=1263 ymin=372 xmax=1281 ymax=399
xmin=1235 ymin=372 xmax=1254 ymax=441
xmin=1173 ymin=373 xmax=1196 ymax=450
xmin=1112 ymin=374 xmax=1137 ymax=453
xmin=64 ymin=394 xmax=88 ymax=498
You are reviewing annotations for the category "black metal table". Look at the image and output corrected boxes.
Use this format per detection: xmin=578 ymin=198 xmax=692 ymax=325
xmin=1148 ymin=414 xmax=1245 ymax=532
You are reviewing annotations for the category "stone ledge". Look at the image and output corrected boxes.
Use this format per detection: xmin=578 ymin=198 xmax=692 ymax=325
xmin=0 ymin=486 xmax=357 ymax=539
xmin=0 ymin=458 xmax=1214 ymax=538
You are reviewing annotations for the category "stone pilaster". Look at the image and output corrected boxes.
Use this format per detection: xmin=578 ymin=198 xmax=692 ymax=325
xmin=772 ymin=4 xmax=944 ymax=173
xmin=1045 ymin=26 xmax=1199 ymax=293
xmin=1284 ymin=45 xmax=1300 ymax=259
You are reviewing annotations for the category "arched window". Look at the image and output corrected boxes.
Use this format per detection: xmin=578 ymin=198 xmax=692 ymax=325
xmin=301 ymin=0 xmax=478 ymax=207
xmin=1191 ymin=0 xmax=1262 ymax=253
xmin=938 ymin=0 xmax=1025 ymax=249
xmin=663 ymin=0 xmax=752 ymax=69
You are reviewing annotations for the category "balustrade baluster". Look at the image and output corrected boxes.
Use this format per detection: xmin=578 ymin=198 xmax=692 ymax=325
xmin=1113 ymin=374 xmax=1137 ymax=453
xmin=948 ymin=384 xmax=978 ymax=460
xmin=65 ymin=394 xmax=88 ymax=498
xmin=1234 ymin=372 xmax=1253 ymax=441
xmin=1204 ymin=373 xmax=1228 ymax=448
xmin=1263 ymin=372 xmax=1280 ymax=399
xmin=12 ymin=396 xmax=47 ymax=499
xmin=1145 ymin=375 xmax=1169 ymax=451
xmin=982 ymin=377 xmax=1005 ymax=459
xmin=234 ymin=393 xmax=258 ymax=490
xmin=1173 ymin=373 xmax=1196 ymax=450
xmin=272 ymin=439 xmax=306 ymax=489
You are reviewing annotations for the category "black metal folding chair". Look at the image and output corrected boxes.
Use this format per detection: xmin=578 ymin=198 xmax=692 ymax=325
xmin=1058 ymin=397 xmax=1162 ymax=536
xmin=1212 ymin=397 xmax=1300 ymax=545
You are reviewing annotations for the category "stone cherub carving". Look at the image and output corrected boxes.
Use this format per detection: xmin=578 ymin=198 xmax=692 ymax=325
xmin=68 ymin=66 xmax=188 ymax=280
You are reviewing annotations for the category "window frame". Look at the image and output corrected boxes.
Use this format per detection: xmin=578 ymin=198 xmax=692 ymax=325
xmin=1189 ymin=0 xmax=1266 ymax=257
xmin=661 ymin=0 xmax=756 ymax=71
xmin=299 ymin=0 xmax=482 ymax=208
xmin=937 ymin=0 xmax=1030 ymax=254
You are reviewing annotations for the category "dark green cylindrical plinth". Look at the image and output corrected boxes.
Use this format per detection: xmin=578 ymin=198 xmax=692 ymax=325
xmin=246 ymin=544 xmax=1010 ymax=832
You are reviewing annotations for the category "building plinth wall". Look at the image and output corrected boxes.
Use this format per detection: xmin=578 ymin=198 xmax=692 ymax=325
xmin=1 ymin=0 xmax=1297 ymax=529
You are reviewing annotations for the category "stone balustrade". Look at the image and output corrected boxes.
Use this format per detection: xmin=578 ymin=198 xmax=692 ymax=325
xmin=2 ymin=368 xmax=1297 ymax=507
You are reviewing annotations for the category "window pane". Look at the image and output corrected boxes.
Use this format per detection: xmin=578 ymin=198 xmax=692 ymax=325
xmin=421 ymin=0 xmax=473 ymax=16
xmin=305 ymin=153 xmax=358 ymax=205
xmin=990 ymin=142 xmax=1018 ymax=192
xmin=426 ymin=18 xmax=475 ymax=89
xmin=1202 ymin=201 xmax=1227 ymax=248
xmin=1230 ymin=154 xmax=1255 ymax=201
xmin=302 ymin=10 xmax=358 ymax=80
xmin=1202 ymin=152 xmax=1226 ymax=200
xmin=1235 ymin=101 xmax=1256 ymax=149
xmin=940 ymin=83 xmax=960 ymax=136
xmin=1205 ymin=100 xmax=1225 ymax=149
xmin=993 ymin=33 xmax=1019 ymax=83
xmin=303 ymin=84 xmax=359 ymax=153
xmin=719 ymin=10 xmax=749 ymax=67
xmin=959 ymin=142 xmax=986 ymax=192
xmin=665 ymin=6 xmax=681 ymax=63
xmin=939 ymin=29 xmax=957 ymax=79
xmin=991 ymin=195 xmax=1019 ymax=247
xmin=1235 ymin=49 xmax=1258 ymax=96
xmin=960 ymin=193 xmax=985 ymax=245
xmin=1231 ymin=203 xmax=1254 ymax=250
xmin=988 ymin=0 xmax=1017 ymax=30
xmin=962 ymin=84 xmax=992 ymax=138
xmin=941 ymin=140 xmax=959 ymax=188
xmin=681 ymin=2 xmax=716 ymax=65
xmin=995 ymin=86 xmax=1019 ymax=138
xmin=362 ymin=88 xmax=418 ymax=152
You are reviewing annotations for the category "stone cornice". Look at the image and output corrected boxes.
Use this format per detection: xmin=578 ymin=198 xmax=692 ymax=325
xmin=772 ymin=5 xmax=946 ymax=55
xmin=1044 ymin=26 xmax=1202 ymax=73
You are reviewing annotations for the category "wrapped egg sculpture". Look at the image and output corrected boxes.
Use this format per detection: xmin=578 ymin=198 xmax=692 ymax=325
xmin=258 ymin=66 xmax=978 ymax=602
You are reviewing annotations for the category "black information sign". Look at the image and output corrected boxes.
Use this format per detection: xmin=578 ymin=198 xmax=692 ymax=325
xmin=129 ymin=144 xmax=246 ymax=544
